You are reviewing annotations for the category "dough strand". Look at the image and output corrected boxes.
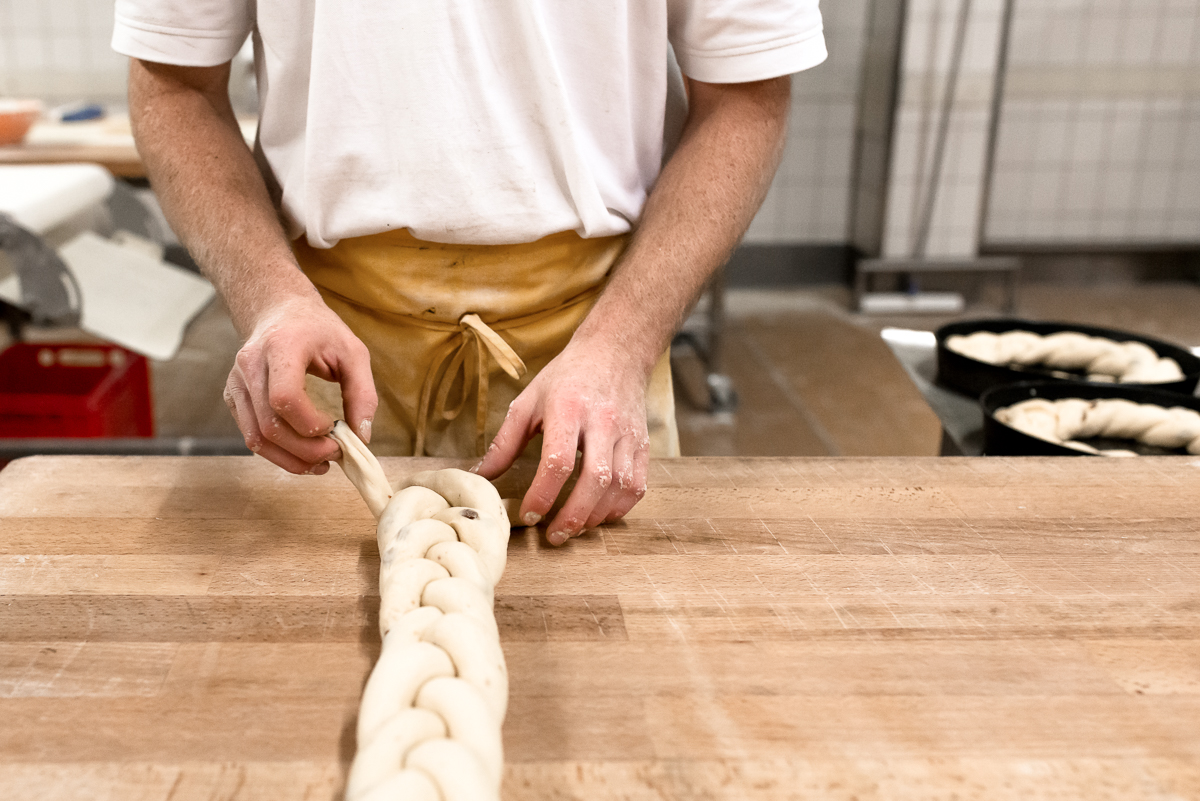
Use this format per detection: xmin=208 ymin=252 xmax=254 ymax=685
xmin=331 ymin=420 xmax=512 ymax=801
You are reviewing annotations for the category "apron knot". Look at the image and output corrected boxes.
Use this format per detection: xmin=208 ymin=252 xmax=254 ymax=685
xmin=416 ymin=313 xmax=528 ymax=456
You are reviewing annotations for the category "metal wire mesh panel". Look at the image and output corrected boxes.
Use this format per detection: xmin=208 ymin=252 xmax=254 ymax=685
xmin=879 ymin=0 xmax=1010 ymax=259
xmin=986 ymin=0 xmax=1200 ymax=246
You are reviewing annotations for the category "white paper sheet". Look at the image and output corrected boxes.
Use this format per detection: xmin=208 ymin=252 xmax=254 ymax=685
xmin=0 ymin=231 xmax=215 ymax=361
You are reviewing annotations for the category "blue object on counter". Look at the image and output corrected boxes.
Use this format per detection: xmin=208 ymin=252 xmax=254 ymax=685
xmin=58 ymin=103 xmax=105 ymax=123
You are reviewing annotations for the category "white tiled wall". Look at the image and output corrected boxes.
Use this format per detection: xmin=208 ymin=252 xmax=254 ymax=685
xmin=985 ymin=0 xmax=1200 ymax=246
xmin=744 ymin=0 xmax=872 ymax=244
xmin=6 ymin=1 xmax=1199 ymax=252
xmin=0 ymin=0 xmax=127 ymax=103
xmin=880 ymin=0 xmax=1008 ymax=259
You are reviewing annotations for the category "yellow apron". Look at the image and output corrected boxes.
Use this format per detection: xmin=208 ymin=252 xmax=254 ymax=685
xmin=293 ymin=229 xmax=680 ymax=459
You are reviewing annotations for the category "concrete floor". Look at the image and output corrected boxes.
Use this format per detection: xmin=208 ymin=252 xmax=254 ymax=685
xmin=674 ymin=280 xmax=1200 ymax=457
xmin=672 ymin=287 xmax=942 ymax=458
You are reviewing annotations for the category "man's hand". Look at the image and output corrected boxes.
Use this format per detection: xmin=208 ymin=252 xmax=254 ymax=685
xmin=224 ymin=295 xmax=377 ymax=475
xmin=129 ymin=57 xmax=378 ymax=473
xmin=475 ymin=337 xmax=651 ymax=545
xmin=476 ymin=75 xmax=792 ymax=544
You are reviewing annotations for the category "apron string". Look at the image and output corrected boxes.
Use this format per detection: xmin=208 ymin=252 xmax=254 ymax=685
xmin=417 ymin=314 xmax=529 ymax=457
xmin=462 ymin=313 xmax=525 ymax=380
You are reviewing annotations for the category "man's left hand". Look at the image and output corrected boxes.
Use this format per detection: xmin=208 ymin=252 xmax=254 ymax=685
xmin=473 ymin=74 xmax=792 ymax=546
xmin=473 ymin=339 xmax=650 ymax=545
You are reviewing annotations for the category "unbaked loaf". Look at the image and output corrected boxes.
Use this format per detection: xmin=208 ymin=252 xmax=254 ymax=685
xmin=947 ymin=329 xmax=1184 ymax=383
xmin=995 ymin=397 xmax=1200 ymax=456
xmin=329 ymin=421 xmax=512 ymax=801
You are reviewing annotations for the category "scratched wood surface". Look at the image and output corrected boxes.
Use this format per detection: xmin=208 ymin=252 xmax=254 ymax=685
xmin=0 ymin=143 xmax=145 ymax=177
xmin=1 ymin=454 xmax=1198 ymax=800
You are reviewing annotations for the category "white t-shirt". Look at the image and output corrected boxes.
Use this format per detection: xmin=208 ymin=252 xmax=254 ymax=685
xmin=113 ymin=2 xmax=826 ymax=247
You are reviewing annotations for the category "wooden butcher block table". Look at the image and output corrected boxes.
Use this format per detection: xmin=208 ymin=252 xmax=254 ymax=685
xmin=1 ymin=455 xmax=1198 ymax=800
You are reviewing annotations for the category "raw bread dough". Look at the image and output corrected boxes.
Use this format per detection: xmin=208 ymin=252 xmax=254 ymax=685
xmin=995 ymin=397 xmax=1200 ymax=456
xmin=330 ymin=421 xmax=512 ymax=801
xmin=947 ymin=330 xmax=1184 ymax=383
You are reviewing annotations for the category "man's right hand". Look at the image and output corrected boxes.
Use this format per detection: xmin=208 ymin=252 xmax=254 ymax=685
xmin=127 ymin=58 xmax=377 ymax=475
xmin=224 ymin=294 xmax=378 ymax=475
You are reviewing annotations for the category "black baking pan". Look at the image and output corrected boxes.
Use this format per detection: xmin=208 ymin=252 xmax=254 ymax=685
xmin=980 ymin=380 xmax=1200 ymax=456
xmin=936 ymin=318 xmax=1200 ymax=398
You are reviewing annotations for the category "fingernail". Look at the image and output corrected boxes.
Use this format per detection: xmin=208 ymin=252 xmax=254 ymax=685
xmin=469 ymin=461 xmax=482 ymax=474
xmin=523 ymin=511 xmax=542 ymax=526
xmin=359 ymin=418 xmax=373 ymax=444
xmin=547 ymin=531 xmax=567 ymax=546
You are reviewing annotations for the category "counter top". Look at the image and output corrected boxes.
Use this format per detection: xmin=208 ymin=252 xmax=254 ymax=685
xmin=1 ymin=454 xmax=1197 ymax=799
xmin=0 ymin=115 xmax=257 ymax=178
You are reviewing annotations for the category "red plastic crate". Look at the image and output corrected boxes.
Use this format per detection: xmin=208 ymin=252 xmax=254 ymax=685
xmin=0 ymin=343 xmax=154 ymax=438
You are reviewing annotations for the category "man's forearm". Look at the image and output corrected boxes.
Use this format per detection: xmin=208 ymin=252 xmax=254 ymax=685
xmin=570 ymin=76 xmax=791 ymax=374
xmin=129 ymin=58 xmax=377 ymax=472
xmin=475 ymin=75 xmax=792 ymax=536
xmin=128 ymin=59 xmax=320 ymax=337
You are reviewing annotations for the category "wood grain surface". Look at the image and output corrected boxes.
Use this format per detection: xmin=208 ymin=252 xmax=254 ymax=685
xmin=0 ymin=115 xmax=255 ymax=178
xmin=1 ymin=454 xmax=1198 ymax=800
xmin=0 ymin=143 xmax=145 ymax=178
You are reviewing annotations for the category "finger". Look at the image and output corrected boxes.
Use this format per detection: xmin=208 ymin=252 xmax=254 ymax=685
xmin=586 ymin=432 xmax=637 ymax=528
xmin=586 ymin=493 xmax=616 ymax=530
xmin=237 ymin=347 xmax=339 ymax=465
xmin=225 ymin=368 xmax=263 ymax=453
xmin=604 ymin=432 xmax=649 ymax=523
xmin=335 ymin=339 xmax=378 ymax=444
xmin=522 ymin=416 xmax=581 ymax=537
xmin=263 ymin=345 xmax=336 ymax=439
xmin=255 ymin=439 xmax=331 ymax=475
xmin=226 ymin=369 xmax=327 ymax=474
xmin=546 ymin=430 xmax=616 ymax=546
xmin=474 ymin=398 xmax=535 ymax=480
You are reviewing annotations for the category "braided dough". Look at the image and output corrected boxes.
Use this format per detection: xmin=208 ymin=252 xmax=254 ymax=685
xmin=329 ymin=421 xmax=513 ymax=801
xmin=946 ymin=330 xmax=1184 ymax=383
xmin=995 ymin=397 xmax=1200 ymax=456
